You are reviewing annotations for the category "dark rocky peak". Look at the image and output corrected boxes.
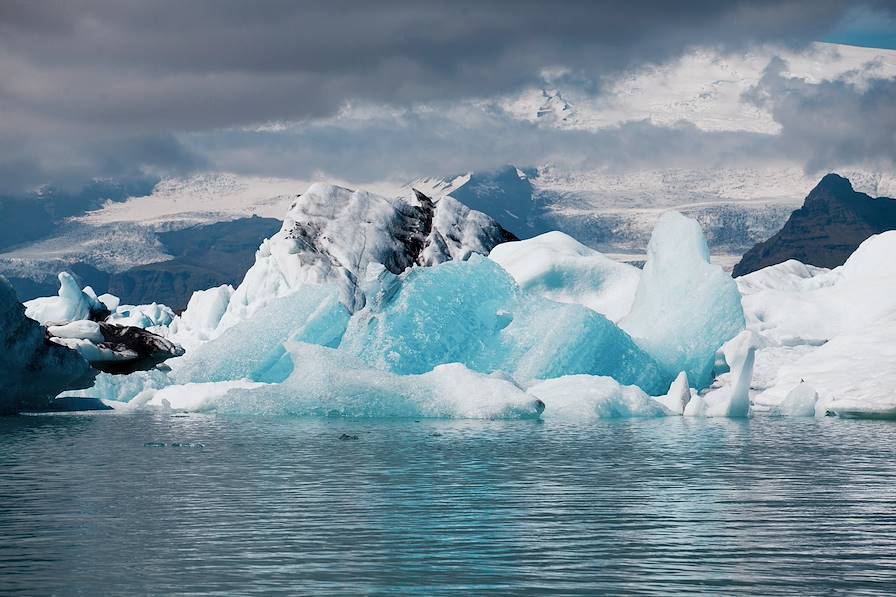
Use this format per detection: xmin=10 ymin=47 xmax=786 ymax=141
xmin=734 ymin=174 xmax=896 ymax=276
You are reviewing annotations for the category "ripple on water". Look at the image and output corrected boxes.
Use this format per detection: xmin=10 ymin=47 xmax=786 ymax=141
xmin=1 ymin=414 xmax=896 ymax=595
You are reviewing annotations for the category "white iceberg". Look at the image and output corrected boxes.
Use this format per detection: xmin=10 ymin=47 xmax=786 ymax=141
xmin=488 ymin=231 xmax=640 ymax=322
xmin=46 ymin=185 xmax=896 ymax=421
xmin=214 ymin=183 xmax=514 ymax=333
xmin=742 ymin=232 xmax=896 ymax=417
xmin=24 ymin=272 xmax=107 ymax=326
xmin=620 ymin=211 xmax=745 ymax=388
xmin=528 ymin=375 xmax=672 ymax=420
xmin=144 ymin=342 xmax=545 ymax=419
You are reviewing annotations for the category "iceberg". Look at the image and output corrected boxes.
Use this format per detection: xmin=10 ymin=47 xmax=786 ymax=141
xmin=654 ymin=372 xmax=692 ymax=415
xmin=106 ymin=302 xmax=175 ymax=330
xmin=214 ymin=183 xmax=515 ymax=334
xmin=44 ymin=184 xmax=896 ymax=421
xmin=620 ymin=211 xmax=745 ymax=388
xmin=145 ymin=342 xmax=545 ymax=419
xmin=742 ymin=232 xmax=896 ymax=417
xmin=528 ymin=375 xmax=672 ymax=420
xmin=488 ymin=231 xmax=640 ymax=322
xmin=24 ymin=272 xmax=108 ymax=325
xmin=1 ymin=276 xmax=95 ymax=413
xmin=168 ymin=284 xmax=234 ymax=348
xmin=685 ymin=331 xmax=758 ymax=417
xmin=342 ymin=255 xmax=668 ymax=393
xmin=770 ymin=382 xmax=818 ymax=417
xmin=23 ymin=274 xmax=185 ymax=374
xmin=173 ymin=284 xmax=350 ymax=384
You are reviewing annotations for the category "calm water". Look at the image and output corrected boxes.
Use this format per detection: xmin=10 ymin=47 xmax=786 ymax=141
xmin=2 ymin=413 xmax=896 ymax=595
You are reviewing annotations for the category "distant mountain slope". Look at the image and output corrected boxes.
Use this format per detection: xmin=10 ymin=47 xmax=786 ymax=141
xmin=0 ymin=178 xmax=157 ymax=252
xmin=733 ymin=174 xmax=896 ymax=276
xmin=106 ymin=216 xmax=282 ymax=310
xmin=407 ymin=166 xmax=547 ymax=237
xmin=5 ymin=216 xmax=282 ymax=310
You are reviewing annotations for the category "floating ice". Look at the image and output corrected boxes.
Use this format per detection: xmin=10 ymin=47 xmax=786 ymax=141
xmin=488 ymin=231 xmax=640 ymax=322
xmin=168 ymin=284 xmax=234 ymax=347
xmin=173 ymin=284 xmax=350 ymax=384
xmin=528 ymin=375 xmax=672 ymax=420
xmin=42 ymin=190 xmax=896 ymax=420
xmin=134 ymin=379 xmax=268 ymax=412
xmin=654 ymin=372 xmax=692 ymax=415
xmin=60 ymin=368 xmax=173 ymax=404
xmin=1 ymin=276 xmax=95 ymax=413
xmin=342 ymin=255 xmax=668 ymax=393
xmin=107 ymin=302 xmax=175 ymax=330
xmin=687 ymin=330 xmax=758 ymax=417
xmin=24 ymin=272 xmax=107 ymax=325
xmin=215 ymin=183 xmax=514 ymax=332
xmin=154 ymin=342 xmax=545 ymax=419
xmin=770 ymin=383 xmax=818 ymax=417
xmin=742 ymin=232 xmax=896 ymax=417
xmin=47 ymin=320 xmax=104 ymax=343
xmin=620 ymin=211 xmax=745 ymax=388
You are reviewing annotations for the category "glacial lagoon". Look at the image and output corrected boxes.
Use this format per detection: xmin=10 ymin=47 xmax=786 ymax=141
xmin=2 ymin=413 xmax=895 ymax=596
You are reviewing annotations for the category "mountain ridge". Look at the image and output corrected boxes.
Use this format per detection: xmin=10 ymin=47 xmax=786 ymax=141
xmin=733 ymin=174 xmax=896 ymax=276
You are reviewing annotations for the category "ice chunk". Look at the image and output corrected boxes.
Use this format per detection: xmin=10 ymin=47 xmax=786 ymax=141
xmin=174 ymin=284 xmax=350 ymax=384
xmin=0 ymin=276 xmax=95 ymax=413
xmin=60 ymin=368 xmax=173 ymax=404
xmin=755 ymin=312 xmax=896 ymax=418
xmin=47 ymin=320 xmax=104 ymax=343
xmin=840 ymin=231 xmax=896 ymax=279
xmin=688 ymin=331 xmax=758 ymax=417
xmin=97 ymin=293 xmax=120 ymax=312
xmin=107 ymin=302 xmax=175 ymax=329
xmin=741 ymin=233 xmax=896 ymax=415
xmin=342 ymin=255 xmax=667 ymax=393
xmin=24 ymin=272 xmax=107 ymax=325
xmin=169 ymin=342 xmax=545 ymax=419
xmin=342 ymin=255 xmax=518 ymax=375
xmin=655 ymin=372 xmax=692 ymax=415
xmin=134 ymin=380 xmax=267 ymax=412
xmin=488 ymin=231 xmax=640 ymax=322
xmin=168 ymin=284 xmax=235 ymax=348
xmin=771 ymin=383 xmax=818 ymax=417
xmin=620 ymin=211 xmax=745 ymax=388
xmin=49 ymin=335 xmax=125 ymax=363
xmin=739 ymin=231 xmax=896 ymax=347
xmin=528 ymin=375 xmax=672 ymax=420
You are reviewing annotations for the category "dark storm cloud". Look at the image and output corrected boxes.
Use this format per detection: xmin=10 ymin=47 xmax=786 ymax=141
xmin=0 ymin=0 xmax=892 ymax=192
xmin=745 ymin=57 xmax=896 ymax=172
xmin=187 ymin=109 xmax=778 ymax=184
xmin=1 ymin=0 xmax=873 ymax=129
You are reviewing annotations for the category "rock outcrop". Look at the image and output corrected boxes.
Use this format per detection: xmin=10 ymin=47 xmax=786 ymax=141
xmin=734 ymin=174 xmax=896 ymax=276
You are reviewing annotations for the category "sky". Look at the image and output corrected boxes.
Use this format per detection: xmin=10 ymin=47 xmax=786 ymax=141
xmin=1 ymin=0 xmax=895 ymax=194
